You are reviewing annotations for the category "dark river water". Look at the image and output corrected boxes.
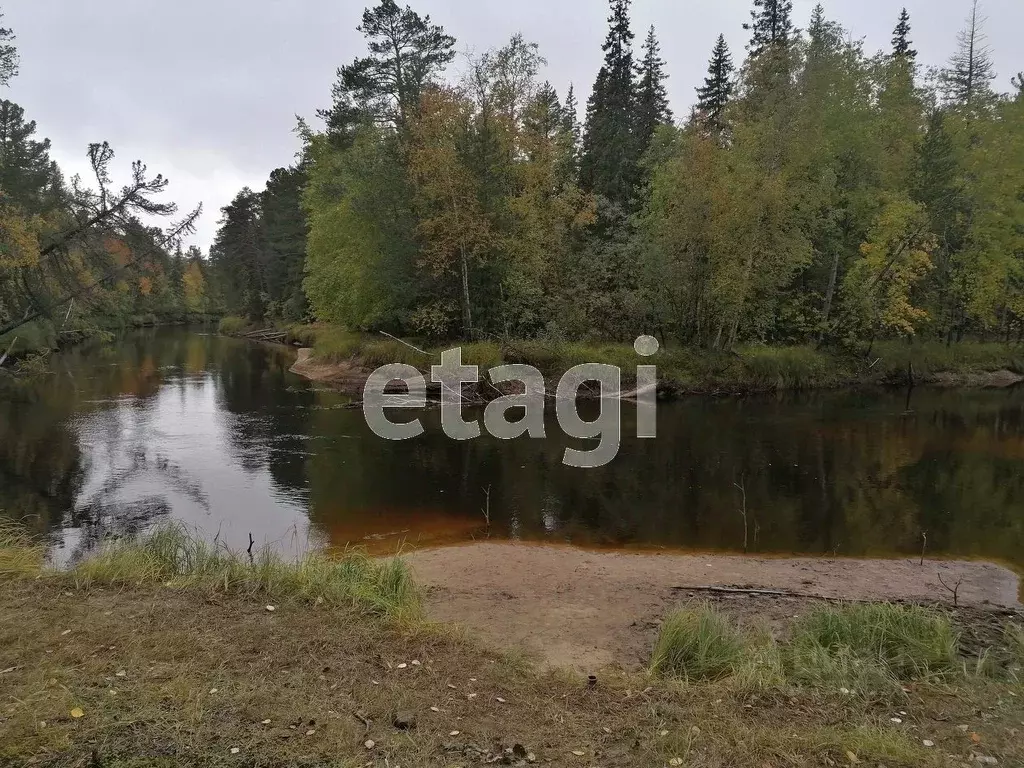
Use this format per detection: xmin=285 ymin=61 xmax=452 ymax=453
xmin=2 ymin=328 xmax=1023 ymax=571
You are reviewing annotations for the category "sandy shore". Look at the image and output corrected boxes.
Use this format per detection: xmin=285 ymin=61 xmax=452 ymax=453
xmin=404 ymin=542 xmax=1021 ymax=671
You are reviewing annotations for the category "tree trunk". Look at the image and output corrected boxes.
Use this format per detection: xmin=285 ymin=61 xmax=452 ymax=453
xmin=819 ymin=248 xmax=841 ymax=344
xmin=460 ymin=243 xmax=473 ymax=339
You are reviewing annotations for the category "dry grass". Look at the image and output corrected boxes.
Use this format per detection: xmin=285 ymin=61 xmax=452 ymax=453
xmin=6 ymin=580 xmax=1017 ymax=768
xmin=0 ymin=528 xmax=1021 ymax=766
xmin=0 ymin=520 xmax=45 ymax=579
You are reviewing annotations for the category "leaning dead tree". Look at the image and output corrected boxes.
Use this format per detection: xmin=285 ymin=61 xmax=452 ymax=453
xmin=0 ymin=141 xmax=202 ymax=338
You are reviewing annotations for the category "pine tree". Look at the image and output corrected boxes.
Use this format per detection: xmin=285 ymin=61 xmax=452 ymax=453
xmin=744 ymin=0 xmax=795 ymax=55
xmin=319 ymin=0 xmax=456 ymax=138
xmin=695 ymin=34 xmax=735 ymax=133
xmin=940 ymin=0 xmax=996 ymax=109
xmin=580 ymin=0 xmax=639 ymax=206
xmin=0 ymin=11 xmax=16 ymax=87
xmin=634 ymin=26 xmax=672 ymax=155
xmin=892 ymin=8 xmax=917 ymax=61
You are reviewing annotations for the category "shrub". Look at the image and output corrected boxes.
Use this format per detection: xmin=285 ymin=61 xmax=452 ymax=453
xmin=650 ymin=602 xmax=746 ymax=681
xmin=791 ymin=603 xmax=958 ymax=681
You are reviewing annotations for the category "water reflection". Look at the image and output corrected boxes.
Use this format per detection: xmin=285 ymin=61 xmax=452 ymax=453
xmin=0 ymin=328 xmax=1022 ymax=571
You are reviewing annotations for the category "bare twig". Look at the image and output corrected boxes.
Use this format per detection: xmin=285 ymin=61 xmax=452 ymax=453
xmin=481 ymin=485 xmax=491 ymax=527
xmin=733 ymin=477 xmax=748 ymax=553
xmin=920 ymin=531 xmax=927 ymax=566
xmin=937 ymin=572 xmax=964 ymax=608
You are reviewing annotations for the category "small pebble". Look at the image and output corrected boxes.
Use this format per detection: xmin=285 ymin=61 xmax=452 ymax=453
xmin=265 ymin=605 xmax=276 ymax=612
xmin=230 ymin=748 xmax=239 ymax=755
xmin=450 ymin=730 xmax=460 ymax=736
xmin=923 ymin=740 xmax=935 ymax=748
xmin=364 ymin=739 xmax=375 ymax=749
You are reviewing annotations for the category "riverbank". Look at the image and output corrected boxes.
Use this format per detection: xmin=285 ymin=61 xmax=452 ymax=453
xmin=404 ymin=542 xmax=1022 ymax=671
xmin=226 ymin=321 xmax=1024 ymax=396
xmin=1 ymin=313 xmax=221 ymax=372
xmin=2 ymin=526 xmax=1022 ymax=767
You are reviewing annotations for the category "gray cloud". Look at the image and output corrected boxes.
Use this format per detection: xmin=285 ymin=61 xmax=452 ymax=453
xmin=4 ymin=0 xmax=1022 ymax=250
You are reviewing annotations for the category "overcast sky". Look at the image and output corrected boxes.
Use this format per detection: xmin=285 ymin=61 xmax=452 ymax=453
xmin=3 ymin=0 xmax=1022 ymax=250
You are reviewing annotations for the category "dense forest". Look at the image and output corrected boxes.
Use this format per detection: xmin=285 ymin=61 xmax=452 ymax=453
xmin=214 ymin=0 xmax=1024 ymax=351
xmin=0 ymin=8 xmax=213 ymax=358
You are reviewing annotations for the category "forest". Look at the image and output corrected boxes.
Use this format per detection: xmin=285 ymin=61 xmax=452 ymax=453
xmin=2 ymin=0 xmax=1023 ymax=361
xmin=209 ymin=0 xmax=1024 ymax=352
xmin=0 ymin=8 xmax=213 ymax=359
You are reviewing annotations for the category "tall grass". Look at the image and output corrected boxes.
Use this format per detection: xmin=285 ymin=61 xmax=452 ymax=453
xmin=218 ymin=316 xmax=251 ymax=336
xmin=790 ymin=603 xmax=959 ymax=681
xmin=650 ymin=602 xmax=746 ymax=681
xmin=311 ymin=328 xmax=364 ymax=363
xmin=0 ymin=523 xmax=418 ymax=622
xmin=1006 ymin=623 xmax=1024 ymax=681
xmin=0 ymin=520 xmax=45 ymax=579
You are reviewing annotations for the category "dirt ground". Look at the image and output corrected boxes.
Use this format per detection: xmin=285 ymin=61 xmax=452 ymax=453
xmin=404 ymin=543 xmax=1022 ymax=671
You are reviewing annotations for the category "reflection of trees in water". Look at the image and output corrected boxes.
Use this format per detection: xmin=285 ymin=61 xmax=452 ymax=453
xmin=0 ymin=377 xmax=84 ymax=534
xmin=63 ymin=496 xmax=172 ymax=565
xmin=304 ymin=390 xmax=1024 ymax=568
xmin=0 ymin=329 xmax=223 ymax=542
xmin=214 ymin=340 xmax=313 ymax=496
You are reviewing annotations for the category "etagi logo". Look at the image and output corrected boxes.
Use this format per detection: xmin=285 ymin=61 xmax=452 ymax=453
xmin=362 ymin=335 xmax=660 ymax=469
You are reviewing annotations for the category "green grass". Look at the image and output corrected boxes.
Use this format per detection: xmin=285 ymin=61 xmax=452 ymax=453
xmin=2 ymin=522 xmax=420 ymax=622
xmin=650 ymin=602 xmax=746 ymax=681
xmin=309 ymin=326 xmax=363 ymax=363
xmin=217 ymin=315 xmax=251 ymax=336
xmin=872 ymin=340 xmax=1024 ymax=378
xmin=790 ymin=603 xmax=959 ymax=681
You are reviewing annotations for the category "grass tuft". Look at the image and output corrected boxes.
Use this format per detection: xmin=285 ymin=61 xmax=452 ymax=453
xmin=0 ymin=520 xmax=45 ymax=579
xmin=68 ymin=524 xmax=421 ymax=622
xmin=650 ymin=602 xmax=746 ymax=681
xmin=790 ymin=603 xmax=959 ymax=682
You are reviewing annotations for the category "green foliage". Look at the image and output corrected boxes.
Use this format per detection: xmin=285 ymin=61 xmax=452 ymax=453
xmin=215 ymin=0 xmax=1022 ymax=354
xmin=790 ymin=603 xmax=959 ymax=680
xmin=650 ymin=602 xmax=746 ymax=681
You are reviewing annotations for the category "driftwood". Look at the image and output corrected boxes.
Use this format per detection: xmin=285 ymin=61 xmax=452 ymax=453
xmin=672 ymin=585 xmax=795 ymax=598
xmin=244 ymin=328 xmax=287 ymax=341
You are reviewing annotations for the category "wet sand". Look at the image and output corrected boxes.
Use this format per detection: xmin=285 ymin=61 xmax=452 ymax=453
xmin=404 ymin=542 xmax=1021 ymax=671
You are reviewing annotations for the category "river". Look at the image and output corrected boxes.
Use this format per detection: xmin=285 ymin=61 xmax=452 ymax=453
xmin=1 ymin=327 xmax=1022 ymax=571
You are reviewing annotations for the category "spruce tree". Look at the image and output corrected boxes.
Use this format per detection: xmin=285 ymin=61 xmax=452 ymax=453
xmin=580 ymin=0 xmax=639 ymax=206
xmin=892 ymin=8 xmax=917 ymax=61
xmin=940 ymin=0 xmax=995 ymax=109
xmin=695 ymin=34 xmax=735 ymax=133
xmin=0 ymin=100 xmax=61 ymax=214
xmin=744 ymin=0 xmax=795 ymax=55
xmin=634 ymin=26 xmax=672 ymax=155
